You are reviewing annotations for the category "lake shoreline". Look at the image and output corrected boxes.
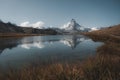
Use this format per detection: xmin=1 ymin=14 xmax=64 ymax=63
xmin=0 ymin=25 xmax=120 ymax=80
xmin=0 ymin=33 xmax=50 ymax=38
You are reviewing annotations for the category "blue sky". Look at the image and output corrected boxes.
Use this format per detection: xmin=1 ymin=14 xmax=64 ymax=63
xmin=0 ymin=0 xmax=120 ymax=28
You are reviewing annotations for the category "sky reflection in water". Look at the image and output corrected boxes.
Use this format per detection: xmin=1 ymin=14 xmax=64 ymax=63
xmin=0 ymin=35 xmax=103 ymax=69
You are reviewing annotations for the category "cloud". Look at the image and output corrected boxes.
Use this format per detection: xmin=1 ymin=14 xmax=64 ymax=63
xmin=60 ymin=22 xmax=70 ymax=29
xmin=20 ymin=21 xmax=30 ymax=27
xmin=20 ymin=21 xmax=45 ymax=29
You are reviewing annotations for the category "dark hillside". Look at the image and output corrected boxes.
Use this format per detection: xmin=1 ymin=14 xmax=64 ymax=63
xmin=0 ymin=21 xmax=23 ymax=33
xmin=0 ymin=20 xmax=57 ymax=35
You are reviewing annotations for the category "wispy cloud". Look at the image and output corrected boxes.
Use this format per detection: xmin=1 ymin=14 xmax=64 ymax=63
xmin=60 ymin=22 xmax=70 ymax=29
xmin=20 ymin=21 xmax=45 ymax=29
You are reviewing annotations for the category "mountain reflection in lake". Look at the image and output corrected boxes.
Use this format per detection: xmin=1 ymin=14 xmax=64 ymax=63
xmin=0 ymin=35 xmax=103 ymax=70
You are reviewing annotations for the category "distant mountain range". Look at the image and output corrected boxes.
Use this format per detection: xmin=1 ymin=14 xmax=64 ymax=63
xmin=0 ymin=19 xmax=100 ymax=35
xmin=54 ymin=19 xmax=98 ymax=34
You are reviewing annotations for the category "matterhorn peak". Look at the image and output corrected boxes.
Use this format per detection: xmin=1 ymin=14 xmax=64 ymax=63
xmin=69 ymin=19 xmax=78 ymax=30
xmin=71 ymin=19 xmax=76 ymax=23
xmin=59 ymin=19 xmax=91 ymax=33
xmin=62 ymin=19 xmax=81 ymax=31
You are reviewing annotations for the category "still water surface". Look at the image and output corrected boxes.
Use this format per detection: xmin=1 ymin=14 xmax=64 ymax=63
xmin=0 ymin=35 xmax=103 ymax=69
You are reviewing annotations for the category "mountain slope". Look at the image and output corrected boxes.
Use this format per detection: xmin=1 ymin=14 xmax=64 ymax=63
xmin=64 ymin=19 xmax=82 ymax=31
xmin=0 ymin=21 xmax=23 ymax=33
xmin=61 ymin=19 xmax=82 ymax=31
xmin=84 ymin=24 xmax=120 ymax=42
xmin=86 ymin=24 xmax=120 ymax=36
xmin=0 ymin=20 xmax=57 ymax=35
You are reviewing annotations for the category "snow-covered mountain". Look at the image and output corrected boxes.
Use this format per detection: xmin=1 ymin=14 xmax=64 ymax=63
xmin=61 ymin=19 xmax=82 ymax=31
xmin=60 ymin=19 xmax=91 ymax=33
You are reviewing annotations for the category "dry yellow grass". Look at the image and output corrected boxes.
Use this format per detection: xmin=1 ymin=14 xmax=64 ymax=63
xmin=83 ymin=24 xmax=120 ymax=43
xmin=88 ymin=24 xmax=120 ymax=36
xmin=0 ymin=25 xmax=120 ymax=80
xmin=0 ymin=50 xmax=119 ymax=80
xmin=0 ymin=41 xmax=120 ymax=80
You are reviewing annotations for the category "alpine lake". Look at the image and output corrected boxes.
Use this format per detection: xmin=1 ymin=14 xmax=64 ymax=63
xmin=0 ymin=35 xmax=103 ymax=71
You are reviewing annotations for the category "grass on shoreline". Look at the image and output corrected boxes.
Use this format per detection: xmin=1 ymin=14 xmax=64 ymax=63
xmin=0 ymin=46 xmax=119 ymax=80
xmin=0 ymin=36 xmax=119 ymax=80
xmin=0 ymin=33 xmax=45 ymax=37
xmin=83 ymin=24 xmax=120 ymax=43
xmin=0 ymin=25 xmax=120 ymax=80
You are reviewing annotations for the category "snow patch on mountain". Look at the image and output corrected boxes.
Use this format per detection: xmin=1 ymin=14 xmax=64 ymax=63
xmin=61 ymin=19 xmax=82 ymax=31
xmin=90 ymin=27 xmax=99 ymax=31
